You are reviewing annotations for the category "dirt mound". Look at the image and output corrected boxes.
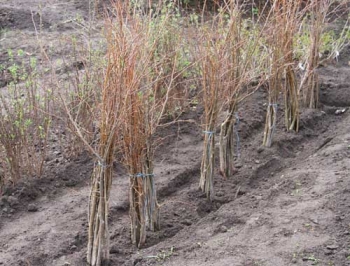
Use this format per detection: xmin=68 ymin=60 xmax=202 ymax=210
xmin=0 ymin=7 xmax=51 ymax=31
xmin=0 ymin=151 xmax=93 ymax=222
xmin=320 ymin=82 xmax=350 ymax=107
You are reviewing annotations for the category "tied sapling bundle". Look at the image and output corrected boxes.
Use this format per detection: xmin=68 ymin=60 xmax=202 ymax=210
xmin=297 ymin=0 xmax=349 ymax=108
xmin=84 ymin=22 xmax=123 ymax=266
xmin=86 ymin=97 xmax=117 ymax=266
xmin=113 ymin=3 xmax=182 ymax=247
xmin=219 ymin=2 xmax=267 ymax=178
xmin=63 ymin=4 xmax=123 ymax=265
xmin=197 ymin=14 xmax=227 ymax=200
xmin=111 ymin=5 xmax=152 ymax=248
xmin=263 ymin=0 xmax=284 ymax=147
xmin=262 ymin=0 xmax=306 ymax=145
xmin=218 ymin=4 xmax=242 ymax=179
xmin=278 ymin=0 xmax=305 ymax=132
xmin=122 ymin=90 xmax=157 ymax=248
xmin=299 ymin=0 xmax=325 ymax=108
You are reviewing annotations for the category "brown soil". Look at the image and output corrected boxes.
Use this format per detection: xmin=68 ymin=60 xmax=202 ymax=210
xmin=1 ymin=1 xmax=350 ymax=266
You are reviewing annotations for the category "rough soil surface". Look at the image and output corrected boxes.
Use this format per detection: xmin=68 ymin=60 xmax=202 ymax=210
xmin=1 ymin=1 xmax=350 ymax=266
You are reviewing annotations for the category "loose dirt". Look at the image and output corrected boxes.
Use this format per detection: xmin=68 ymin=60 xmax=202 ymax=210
xmin=1 ymin=1 xmax=350 ymax=266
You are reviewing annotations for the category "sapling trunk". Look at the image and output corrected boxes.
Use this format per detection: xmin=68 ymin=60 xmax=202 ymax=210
xmin=143 ymin=143 xmax=160 ymax=231
xmin=129 ymin=139 xmax=160 ymax=248
xmin=263 ymin=59 xmax=281 ymax=147
xmin=129 ymin=174 xmax=147 ymax=248
xmin=302 ymin=22 xmax=320 ymax=109
xmin=263 ymin=102 xmax=278 ymax=147
xmin=87 ymin=155 xmax=113 ymax=266
xmin=284 ymin=65 xmax=299 ymax=131
xmin=145 ymin=174 xmax=160 ymax=231
xmin=304 ymin=69 xmax=319 ymax=109
xmin=301 ymin=0 xmax=325 ymax=109
xmin=200 ymin=128 xmax=215 ymax=200
xmin=263 ymin=55 xmax=281 ymax=147
xmin=128 ymin=152 xmax=159 ymax=248
xmin=219 ymin=103 xmax=238 ymax=178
